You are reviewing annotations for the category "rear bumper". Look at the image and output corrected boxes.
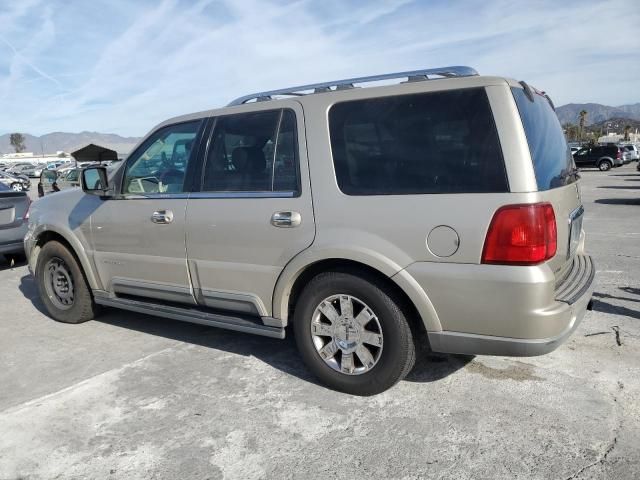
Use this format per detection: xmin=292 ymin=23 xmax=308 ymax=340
xmin=0 ymin=223 xmax=28 ymax=255
xmin=427 ymin=290 xmax=591 ymax=356
xmin=404 ymin=255 xmax=595 ymax=357
xmin=0 ymin=240 xmax=26 ymax=255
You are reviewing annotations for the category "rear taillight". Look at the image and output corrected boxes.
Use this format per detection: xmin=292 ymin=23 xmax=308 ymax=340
xmin=482 ymin=203 xmax=557 ymax=265
xmin=617 ymin=151 xmax=621 ymax=159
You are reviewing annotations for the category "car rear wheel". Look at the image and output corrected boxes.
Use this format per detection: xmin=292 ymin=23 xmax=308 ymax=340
xmin=293 ymin=271 xmax=416 ymax=395
xmin=11 ymin=183 xmax=22 ymax=192
xmin=36 ymin=240 xmax=99 ymax=324
xmin=598 ymin=160 xmax=612 ymax=171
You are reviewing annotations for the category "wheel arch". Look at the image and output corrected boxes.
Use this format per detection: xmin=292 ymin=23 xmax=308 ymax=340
xmin=272 ymin=252 xmax=442 ymax=332
xmin=29 ymin=227 xmax=101 ymax=291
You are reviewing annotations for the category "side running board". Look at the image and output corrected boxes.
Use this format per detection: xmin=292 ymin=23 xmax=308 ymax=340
xmin=94 ymin=295 xmax=285 ymax=339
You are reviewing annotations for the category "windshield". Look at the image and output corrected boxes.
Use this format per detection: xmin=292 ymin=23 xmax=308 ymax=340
xmin=511 ymin=87 xmax=577 ymax=190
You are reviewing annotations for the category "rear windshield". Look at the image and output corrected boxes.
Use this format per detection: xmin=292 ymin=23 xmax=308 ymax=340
xmin=329 ymin=88 xmax=508 ymax=195
xmin=511 ymin=87 xmax=576 ymax=190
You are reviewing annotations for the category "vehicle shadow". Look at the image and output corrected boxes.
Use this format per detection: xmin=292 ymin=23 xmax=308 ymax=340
xmin=591 ymin=299 xmax=640 ymax=321
xmin=17 ymin=274 xmax=469 ymax=387
xmin=590 ymin=287 xmax=640 ymax=320
xmin=595 ymin=198 xmax=640 ymax=206
xmin=620 ymin=286 xmax=640 ymax=296
xmin=592 ymin=291 xmax=640 ymax=304
xmin=18 ymin=274 xmax=49 ymax=315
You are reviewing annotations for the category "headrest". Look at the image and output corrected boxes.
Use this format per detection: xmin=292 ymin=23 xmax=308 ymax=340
xmin=231 ymin=147 xmax=266 ymax=173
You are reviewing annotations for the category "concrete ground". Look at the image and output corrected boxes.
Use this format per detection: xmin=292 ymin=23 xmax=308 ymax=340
xmin=1 ymin=165 xmax=639 ymax=480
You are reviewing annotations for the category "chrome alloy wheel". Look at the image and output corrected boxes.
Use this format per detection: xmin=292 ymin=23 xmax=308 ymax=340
xmin=44 ymin=257 xmax=75 ymax=310
xmin=310 ymin=294 xmax=383 ymax=375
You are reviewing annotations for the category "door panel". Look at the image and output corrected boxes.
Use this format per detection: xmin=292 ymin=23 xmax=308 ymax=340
xmin=89 ymin=119 xmax=204 ymax=302
xmin=185 ymin=103 xmax=315 ymax=317
xmin=90 ymin=198 xmax=193 ymax=301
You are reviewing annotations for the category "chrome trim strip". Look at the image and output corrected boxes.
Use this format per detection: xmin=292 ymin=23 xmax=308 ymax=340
xmin=121 ymin=193 xmax=190 ymax=200
xmin=189 ymin=191 xmax=297 ymax=199
xmin=117 ymin=191 xmax=297 ymax=200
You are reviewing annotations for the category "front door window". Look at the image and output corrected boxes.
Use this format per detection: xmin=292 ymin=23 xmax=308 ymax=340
xmin=123 ymin=121 xmax=202 ymax=194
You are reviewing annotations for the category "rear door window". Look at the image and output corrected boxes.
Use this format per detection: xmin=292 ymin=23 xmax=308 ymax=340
xmin=511 ymin=88 xmax=576 ymax=190
xmin=329 ymin=88 xmax=508 ymax=195
xmin=202 ymin=109 xmax=299 ymax=193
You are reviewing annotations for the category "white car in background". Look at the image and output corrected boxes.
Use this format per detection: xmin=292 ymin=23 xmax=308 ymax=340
xmin=621 ymin=144 xmax=639 ymax=161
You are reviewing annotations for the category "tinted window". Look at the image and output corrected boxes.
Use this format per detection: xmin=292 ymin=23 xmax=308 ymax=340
xmin=123 ymin=120 xmax=202 ymax=194
xmin=511 ymin=88 xmax=576 ymax=190
xmin=202 ymin=109 xmax=299 ymax=193
xmin=329 ymin=88 xmax=508 ymax=195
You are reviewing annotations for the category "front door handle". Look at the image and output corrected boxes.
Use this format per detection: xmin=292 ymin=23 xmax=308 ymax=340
xmin=271 ymin=211 xmax=301 ymax=228
xmin=151 ymin=210 xmax=174 ymax=224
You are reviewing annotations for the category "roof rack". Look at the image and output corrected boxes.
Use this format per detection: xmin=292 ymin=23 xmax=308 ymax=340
xmin=227 ymin=66 xmax=478 ymax=106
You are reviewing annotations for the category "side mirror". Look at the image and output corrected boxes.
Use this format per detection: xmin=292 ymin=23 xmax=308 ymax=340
xmin=81 ymin=167 xmax=110 ymax=196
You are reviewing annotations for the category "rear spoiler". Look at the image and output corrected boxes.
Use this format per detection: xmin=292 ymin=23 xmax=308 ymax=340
xmin=519 ymin=81 xmax=556 ymax=111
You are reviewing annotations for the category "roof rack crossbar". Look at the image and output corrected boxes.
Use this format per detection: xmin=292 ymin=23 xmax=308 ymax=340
xmin=227 ymin=65 xmax=478 ymax=106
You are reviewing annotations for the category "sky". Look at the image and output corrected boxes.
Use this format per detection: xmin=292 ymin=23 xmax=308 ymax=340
xmin=0 ymin=0 xmax=639 ymax=137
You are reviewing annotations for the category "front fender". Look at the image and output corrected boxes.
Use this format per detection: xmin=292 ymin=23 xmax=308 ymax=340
xmin=25 ymin=190 xmax=102 ymax=291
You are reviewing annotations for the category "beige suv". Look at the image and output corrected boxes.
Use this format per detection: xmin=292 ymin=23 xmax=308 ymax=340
xmin=25 ymin=66 xmax=595 ymax=395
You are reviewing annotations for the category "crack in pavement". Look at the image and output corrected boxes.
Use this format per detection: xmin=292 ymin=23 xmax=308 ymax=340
xmin=611 ymin=326 xmax=622 ymax=346
xmin=563 ymin=386 xmax=624 ymax=480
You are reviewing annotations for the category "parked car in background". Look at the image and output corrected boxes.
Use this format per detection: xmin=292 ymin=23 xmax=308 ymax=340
xmin=26 ymin=66 xmax=594 ymax=395
xmin=38 ymin=170 xmax=60 ymax=197
xmin=6 ymin=163 xmax=35 ymax=175
xmin=46 ymin=161 xmax=71 ymax=171
xmin=0 ymin=182 xmax=30 ymax=261
xmin=0 ymin=171 xmax=31 ymax=192
xmin=621 ymin=144 xmax=639 ymax=161
xmin=55 ymin=167 xmax=81 ymax=190
xmin=573 ymin=145 xmax=623 ymax=171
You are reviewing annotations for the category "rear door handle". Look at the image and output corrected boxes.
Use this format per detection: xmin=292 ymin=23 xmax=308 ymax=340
xmin=271 ymin=211 xmax=301 ymax=228
xmin=151 ymin=210 xmax=174 ymax=224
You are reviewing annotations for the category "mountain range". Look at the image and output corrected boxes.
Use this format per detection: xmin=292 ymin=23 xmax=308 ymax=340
xmin=556 ymin=103 xmax=640 ymax=125
xmin=0 ymin=131 xmax=140 ymax=155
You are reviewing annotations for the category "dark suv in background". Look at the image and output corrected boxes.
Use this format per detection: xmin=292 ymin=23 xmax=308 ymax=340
xmin=573 ymin=145 xmax=623 ymax=171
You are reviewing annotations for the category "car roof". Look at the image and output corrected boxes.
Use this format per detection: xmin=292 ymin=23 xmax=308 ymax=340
xmin=151 ymin=72 xmax=519 ymax=135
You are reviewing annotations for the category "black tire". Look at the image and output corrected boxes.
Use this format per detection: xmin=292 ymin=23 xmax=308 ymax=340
xmin=293 ymin=271 xmax=416 ymax=396
xmin=36 ymin=240 xmax=99 ymax=324
xmin=598 ymin=160 xmax=612 ymax=171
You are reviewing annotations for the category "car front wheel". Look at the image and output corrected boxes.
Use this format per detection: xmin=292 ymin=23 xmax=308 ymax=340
xmin=11 ymin=183 xmax=22 ymax=192
xmin=36 ymin=240 xmax=99 ymax=324
xmin=293 ymin=271 xmax=416 ymax=395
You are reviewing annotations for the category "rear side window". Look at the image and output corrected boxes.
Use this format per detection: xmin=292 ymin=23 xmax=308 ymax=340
xmin=202 ymin=109 xmax=299 ymax=193
xmin=511 ymin=88 xmax=576 ymax=190
xmin=329 ymin=88 xmax=508 ymax=195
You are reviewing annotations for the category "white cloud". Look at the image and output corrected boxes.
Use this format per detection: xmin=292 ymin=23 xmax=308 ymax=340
xmin=0 ymin=0 xmax=638 ymax=136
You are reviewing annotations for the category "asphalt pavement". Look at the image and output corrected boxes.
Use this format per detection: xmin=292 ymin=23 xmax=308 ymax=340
xmin=1 ymin=165 xmax=639 ymax=480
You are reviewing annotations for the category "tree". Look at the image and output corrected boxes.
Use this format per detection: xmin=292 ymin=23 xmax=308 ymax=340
xmin=623 ymin=125 xmax=631 ymax=142
xmin=578 ymin=110 xmax=588 ymax=143
xmin=563 ymin=123 xmax=578 ymax=142
xmin=9 ymin=133 xmax=26 ymax=153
